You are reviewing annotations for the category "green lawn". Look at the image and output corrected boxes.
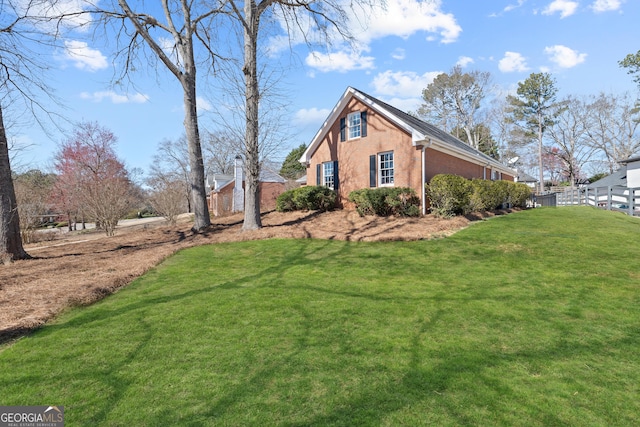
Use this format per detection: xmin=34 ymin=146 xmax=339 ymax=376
xmin=1 ymin=207 xmax=639 ymax=426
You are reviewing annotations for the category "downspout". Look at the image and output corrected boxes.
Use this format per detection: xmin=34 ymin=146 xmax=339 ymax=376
xmin=421 ymin=139 xmax=432 ymax=215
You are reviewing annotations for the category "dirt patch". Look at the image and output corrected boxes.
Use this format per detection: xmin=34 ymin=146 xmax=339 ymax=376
xmin=0 ymin=209 xmax=511 ymax=344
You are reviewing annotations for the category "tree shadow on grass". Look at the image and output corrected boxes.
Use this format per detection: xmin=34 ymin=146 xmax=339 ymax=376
xmin=5 ymin=238 xmax=640 ymax=425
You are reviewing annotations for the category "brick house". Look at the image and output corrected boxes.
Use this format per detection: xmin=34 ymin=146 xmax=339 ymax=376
xmin=299 ymin=87 xmax=516 ymax=214
xmin=208 ymin=156 xmax=286 ymax=216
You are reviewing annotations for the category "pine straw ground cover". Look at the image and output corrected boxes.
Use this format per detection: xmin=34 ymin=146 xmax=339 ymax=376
xmin=0 ymin=209 xmax=477 ymax=344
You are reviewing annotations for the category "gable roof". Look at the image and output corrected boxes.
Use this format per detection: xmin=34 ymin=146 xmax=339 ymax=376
xmin=621 ymin=155 xmax=640 ymax=164
xmin=516 ymin=172 xmax=538 ymax=183
xmin=208 ymin=167 xmax=286 ymax=193
xmin=300 ymin=86 xmax=515 ymax=176
xmin=587 ymin=168 xmax=627 ymax=188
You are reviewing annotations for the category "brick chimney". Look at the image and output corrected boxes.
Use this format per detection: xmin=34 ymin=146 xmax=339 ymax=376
xmin=232 ymin=155 xmax=244 ymax=212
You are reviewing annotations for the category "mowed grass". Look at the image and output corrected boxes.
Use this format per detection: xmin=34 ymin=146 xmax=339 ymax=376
xmin=1 ymin=207 xmax=640 ymax=426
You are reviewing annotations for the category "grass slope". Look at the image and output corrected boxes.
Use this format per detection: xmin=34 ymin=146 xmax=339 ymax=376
xmin=1 ymin=207 xmax=639 ymax=426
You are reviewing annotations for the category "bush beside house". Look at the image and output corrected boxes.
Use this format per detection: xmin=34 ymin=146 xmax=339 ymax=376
xmin=348 ymin=187 xmax=420 ymax=217
xmin=428 ymin=174 xmax=532 ymax=217
xmin=276 ymin=186 xmax=337 ymax=212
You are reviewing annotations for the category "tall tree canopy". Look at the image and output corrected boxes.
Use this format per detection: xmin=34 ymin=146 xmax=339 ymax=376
xmin=619 ymin=50 xmax=640 ymax=89
xmin=417 ymin=66 xmax=492 ymax=150
xmin=507 ymin=72 xmax=562 ymax=193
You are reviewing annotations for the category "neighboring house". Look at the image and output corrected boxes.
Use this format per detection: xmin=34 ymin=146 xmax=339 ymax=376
xmin=208 ymin=156 xmax=286 ymax=216
xmin=587 ymin=155 xmax=640 ymax=189
xmin=587 ymin=168 xmax=627 ymax=188
xmin=516 ymin=172 xmax=538 ymax=189
xmin=299 ymin=87 xmax=516 ymax=214
xmin=623 ymin=155 xmax=640 ymax=188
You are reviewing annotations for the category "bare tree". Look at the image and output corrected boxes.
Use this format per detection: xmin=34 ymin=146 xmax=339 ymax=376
xmin=53 ymin=122 xmax=135 ymax=237
xmin=149 ymin=136 xmax=191 ymax=213
xmin=546 ymin=96 xmax=597 ymax=186
xmin=202 ymin=129 xmax=242 ymax=175
xmin=13 ymin=169 xmax=55 ymax=243
xmin=225 ymin=0 xmax=378 ymax=230
xmin=584 ymin=92 xmax=640 ymax=173
xmin=146 ymin=176 xmax=187 ymax=226
xmin=91 ymin=0 xmax=230 ymax=232
xmin=0 ymin=0 xmax=64 ymax=262
xmin=417 ymin=66 xmax=492 ymax=150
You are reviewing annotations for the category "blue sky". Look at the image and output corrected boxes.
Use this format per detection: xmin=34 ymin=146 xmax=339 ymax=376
xmin=10 ymin=0 xmax=640 ymax=174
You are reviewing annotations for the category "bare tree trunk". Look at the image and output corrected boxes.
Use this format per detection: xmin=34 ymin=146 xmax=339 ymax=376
xmin=115 ymin=0 xmax=212 ymax=232
xmin=241 ymin=0 xmax=262 ymax=231
xmin=0 ymin=105 xmax=29 ymax=262
xmin=182 ymin=74 xmax=211 ymax=231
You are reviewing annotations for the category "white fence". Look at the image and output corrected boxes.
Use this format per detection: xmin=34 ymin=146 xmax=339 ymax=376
xmin=555 ymin=186 xmax=640 ymax=216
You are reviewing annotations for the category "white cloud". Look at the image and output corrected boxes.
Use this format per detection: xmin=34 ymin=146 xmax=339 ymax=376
xmin=504 ymin=0 xmax=526 ymax=13
xmin=544 ymin=45 xmax=587 ymax=68
xmin=17 ymin=0 xmax=92 ymax=31
xmin=294 ymin=108 xmax=332 ymax=126
xmin=456 ymin=56 xmax=474 ymax=68
xmin=362 ymin=0 xmax=462 ymax=44
xmin=499 ymin=52 xmax=529 ymax=72
xmin=272 ymin=0 xmax=461 ymax=73
xmin=64 ymin=40 xmax=108 ymax=72
xmin=542 ymin=0 xmax=579 ymax=18
xmin=80 ymin=91 xmax=149 ymax=104
xmin=305 ymin=50 xmax=375 ymax=73
xmin=371 ymin=70 xmax=441 ymax=97
xmin=380 ymin=96 xmax=423 ymax=113
xmin=391 ymin=48 xmax=406 ymax=60
xmin=590 ymin=0 xmax=622 ymax=12
xmin=197 ymin=97 xmax=212 ymax=111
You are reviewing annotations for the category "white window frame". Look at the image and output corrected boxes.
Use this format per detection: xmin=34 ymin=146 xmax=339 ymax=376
xmin=348 ymin=112 xmax=361 ymax=140
xmin=378 ymin=151 xmax=394 ymax=186
xmin=323 ymin=161 xmax=335 ymax=190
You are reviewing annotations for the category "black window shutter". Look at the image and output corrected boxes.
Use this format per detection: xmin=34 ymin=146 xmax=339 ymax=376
xmin=333 ymin=160 xmax=339 ymax=191
xmin=361 ymin=111 xmax=367 ymax=137
xmin=316 ymin=164 xmax=321 ymax=186
xmin=340 ymin=118 xmax=346 ymax=141
xmin=369 ymin=155 xmax=377 ymax=187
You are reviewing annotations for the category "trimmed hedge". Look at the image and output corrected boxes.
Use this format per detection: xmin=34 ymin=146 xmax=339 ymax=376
xmin=428 ymin=174 xmax=532 ymax=217
xmin=276 ymin=186 xmax=337 ymax=212
xmin=427 ymin=174 xmax=473 ymax=217
xmin=348 ymin=187 xmax=421 ymax=217
xmin=507 ymin=181 xmax=533 ymax=208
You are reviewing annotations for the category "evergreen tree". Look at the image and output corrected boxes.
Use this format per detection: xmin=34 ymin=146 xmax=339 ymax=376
xmin=507 ymin=73 xmax=563 ymax=193
xmin=279 ymin=144 xmax=307 ymax=180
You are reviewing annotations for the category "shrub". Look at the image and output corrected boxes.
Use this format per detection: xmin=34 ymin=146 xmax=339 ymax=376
xmin=469 ymin=179 xmax=502 ymax=212
xmin=276 ymin=186 xmax=337 ymax=212
xmin=491 ymin=180 xmax=510 ymax=209
xmin=348 ymin=187 xmax=420 ymax=217
xmin=507 ymin=182 xmax=533 ymax=208
xmin=427 ymin=174 xmax=472 ymax=217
